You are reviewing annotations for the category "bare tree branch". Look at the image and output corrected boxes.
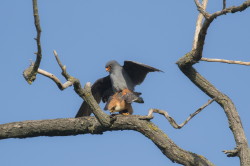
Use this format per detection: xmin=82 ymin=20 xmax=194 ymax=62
xmin=53 ymin=50 xmax=71 ymax=80
xmin=80 ymin=83 xmax=111 ymax=127
xmin=175 ymin=65 xmax=250 ymax=165
xmin=194 ymin=0 xmax=210 ymax=19
xmin=223 ymin=147 xmax=239 ymax=157
xmin=210 ymin=1 xmax=250 ymax=20
xmin=0 ymin=116 xmax=214 ymax=166
xmin=19 ymin=1 xmax=250 ymax=165
xmin=193 ymin=0 xmax=209 ymax=50
xmin=140 ymin=99 xmax=215 ymax=129
xmin=23 ymin=0 xmax=42 ymax=84
xmin=37 ymin=50 xmax=111 ymax=127
xmin=37 ymin=68 xmax=73 ymax=90
xmin=176 ymin=1 xmax=250 ymax=165
xmin=184 ymin=0 xmax=250 ymax=66
xmin=201 ymin=58 xmax=250 ymax=66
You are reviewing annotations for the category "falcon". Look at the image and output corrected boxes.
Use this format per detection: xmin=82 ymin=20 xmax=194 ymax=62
xmin=75 ymin=60 xmax=162 ymax=117
xmin=103 ymin=88 xmax=143 ymax=115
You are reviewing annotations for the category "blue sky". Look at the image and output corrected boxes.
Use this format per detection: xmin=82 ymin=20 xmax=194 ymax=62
xmin=1 ymin=0 xmax=249 ymax=165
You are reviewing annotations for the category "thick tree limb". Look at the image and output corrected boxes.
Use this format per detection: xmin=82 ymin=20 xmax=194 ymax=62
xmin=0 ymin=116 xmax=214 ymax=166
xmin=201 ymin=58 xmax=250 ymax=66
xmin=176 ymin=66 xmax=250 ymax=165
xmin=19 ymin=1 xmax=250 ymax=165
xmin=140 ymin=99 xmax=215 ymax=129
xmin=176 ymin=65 xmax=250 ymax=165
xmin=176 ymin=1 xmax=250 ymax=165
xmin=23 ymin=0 xmax=42 ymax=84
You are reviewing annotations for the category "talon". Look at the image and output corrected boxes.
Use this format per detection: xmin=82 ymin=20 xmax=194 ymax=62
xmin=121 ymin=112 xmax=130 ymax=115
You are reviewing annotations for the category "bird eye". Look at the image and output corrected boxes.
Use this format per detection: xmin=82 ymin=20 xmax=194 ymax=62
xmin=106 ymin=65 xmax=111 ymax=72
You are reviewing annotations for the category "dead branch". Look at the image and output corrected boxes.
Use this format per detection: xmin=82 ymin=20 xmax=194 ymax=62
xmin=0 ymin=116 xmax=214 ymax=166
xmin=176 ymin=1 xmax=250 ymax=165
xmin=140 ymin=99 xmax=214 ymax=129
xmin=37 ymin=68 xmax=73 ymax=90
xmin=19 ymin=0 xmax=250 ymax=165
xmin=210 ymin=1 xmax=250 ymax=20
xmin=53 ymin=50 xmax=71 ymax=80
xmin=39 ymin=50 xmax=111 ymax=127
xmin=23 ymin=0 xmax=42 ymax=84
xmin=201 ymin=58 xmax=250 ymax=66
xmin=194 ymin=0 xmax=210 ymax=19
xmin=187 ymin=0 xmax=250 ymax=65
xmin=193 ymin=0 xmax=208 ymax=50
xmin=223 ymin=147 xmax=239 ymax=157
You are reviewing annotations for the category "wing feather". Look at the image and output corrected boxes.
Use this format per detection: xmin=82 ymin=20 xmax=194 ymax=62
xmin=75 ymin=76 xmax=113 ymax=117
xmin=123 ymin=61 xmax=162 ymax=85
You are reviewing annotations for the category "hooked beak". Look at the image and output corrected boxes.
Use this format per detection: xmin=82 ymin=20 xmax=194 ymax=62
xmin=106 ymin=66 xmax=111 ymax=72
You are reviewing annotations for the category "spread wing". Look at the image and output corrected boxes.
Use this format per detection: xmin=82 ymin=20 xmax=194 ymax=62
xmin=75 ymin=76 xmax=113 ymax=117
xmin=123 ymin=61 xmax=162 ymax=85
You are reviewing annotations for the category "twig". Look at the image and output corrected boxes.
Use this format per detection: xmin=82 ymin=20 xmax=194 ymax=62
xmin=201 ymin=58 xmax=250 ymax=66
xmin=223 ymin=148 xmax=239 ymax=157
xmin=24 ymin=49 xmax=111 ymax=126
xmin=25 ymin=50 xmax=75 ymax=90
xmin=23 ymin=0 xmax=42 ymax=84
xmin=37 ymin=68 xmax=73 ymax=90
xmin=140 ymin=99 xmax=215 ymax=129
xmin=210 ymin=1 xmax=250 ymax=20
xmin=38 ymin=50 xmax=111 ymax=127
xmin=193 ymin=0 xmax=209 ymax=50
xmin=53 ymin=50 xmax=71 ymax=80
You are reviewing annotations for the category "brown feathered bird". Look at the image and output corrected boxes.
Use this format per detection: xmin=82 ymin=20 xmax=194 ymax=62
xmin=75 ymin=60 xmax=162 ymax=117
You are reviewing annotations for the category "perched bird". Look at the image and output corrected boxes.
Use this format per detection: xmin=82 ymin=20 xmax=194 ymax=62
xmin=104 ymin=90 xmax=134 ymax=115
xmin=75 ymin=60 xmax=162 ymax=117
xmin=104 ymin=89 xmax=143 ymax=115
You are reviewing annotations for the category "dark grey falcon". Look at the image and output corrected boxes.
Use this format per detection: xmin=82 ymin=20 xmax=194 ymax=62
xmin=75 ymin=60 xmax=162 ymax=117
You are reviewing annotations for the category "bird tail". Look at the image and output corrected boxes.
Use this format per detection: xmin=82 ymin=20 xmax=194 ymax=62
xmin=133 ymin=96 xmax=144 ymax=103
xmin=122 ymin=91 xmax=144 ymax=104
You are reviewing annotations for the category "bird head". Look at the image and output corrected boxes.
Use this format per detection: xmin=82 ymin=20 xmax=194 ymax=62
xmin=105 ymin=60 xmax=120 ymax=73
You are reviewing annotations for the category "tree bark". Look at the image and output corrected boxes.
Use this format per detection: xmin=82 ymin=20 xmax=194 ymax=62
xmin=0 ymin=116 xmax=214 ymax=166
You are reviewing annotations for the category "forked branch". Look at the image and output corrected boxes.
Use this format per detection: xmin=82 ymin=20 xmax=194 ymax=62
xmin=36 ymin=50 xmax=111 ymax=127
xmin=177 ymin=1 xmax=250 ymax=165
xmin=194 ymin=0 xmax=210 ymax=19
xmin=23 ymin=0 xmax=42 ymax=84
xmin=0 ymin=116 xmax=214 ymax=166
xmin=37 ymin=68 xmax=73 ymax=90
xmin=140 ymin=99 xmax=215 ymax=129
